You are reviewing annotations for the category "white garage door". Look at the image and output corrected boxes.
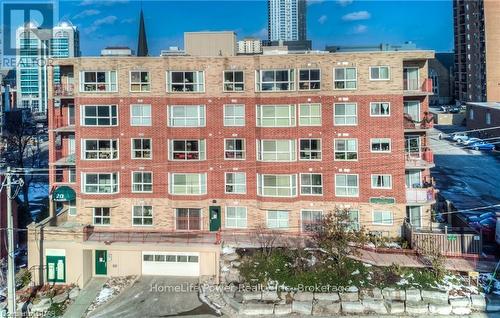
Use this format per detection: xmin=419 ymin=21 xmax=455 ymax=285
xmin=142 ymin=252 xmax=200 ymax=276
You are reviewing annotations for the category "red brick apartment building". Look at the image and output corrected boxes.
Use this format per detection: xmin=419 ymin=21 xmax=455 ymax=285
xmin=28 ymin=51 xmax=435 ymax=285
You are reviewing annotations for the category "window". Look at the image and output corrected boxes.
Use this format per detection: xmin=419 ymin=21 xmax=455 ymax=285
xmin=257 ymin=105 xmax=296 ymax=127
xmin=225 ymin=139 xmax=245 ymax=160
xmin=267 ymin=210 xmax=289 ymax=229
xmin=407 ymin=206 xmax=421 ymax=228
xmin=80 ymin=71 xmax=117 ymax=92
xmin=69 ymin=168 xmax=76 ymax=183
xmin=82 ymin=139 xmax=118 ymax=160
xmin=370 ymin=102 xmax=390 ymax=117
xmin=469 ymin=109 xmax=474 ymax=120
xmin=257 ymin=174 xmax=297 ymax=197
xmin=373 ymin=210 xmax=393 ymax=225
xmin=256 ymin=69 xmax=295 ymax=91
xmin=299 ymin=103 xmax=321 ymax=126
xmin=225 ymin=207 xmax=247 ymax=228
xmin=132 ymin=171 xmax=153 ymax=193
xmin=298 ymin=69 xmax=320 ymax=90
xmin=130 ymin=104 xmax=152 ymax=126
xmin=223 ymin=71 xmax=244 ymax=92
xmin=334 ymin=139 xmax=358 ymax=161
xmin=257 ymin=140 xmax=296 ymax=161
xmin=225 ymin=172 xmax=246 ymax=194
xmin=334 ymin=103 xmax=357 ymax=125
xmin=369 ymin=66 xmax=390 ymax=80
xmin=371 ymin=174 xmax=392 ymax=189
xmin=299 ymin=139 xmax=321 ymax=160
xmin=83 ymin=173 xmax=119 ymax=194
xmin=486 ymin=112 xmax=491 ymax=125
xmin=223 ymin=104 xmax=245 ymax=126
xmin=132 ymin=205 xmax=153 ymax=226
xmin=403 ymin=67 xmax=419 ymax=90
xmin=167 ymin=71 xmax=204 ymax=92
xmin=93 ymin=207 xmax=110 ymax=225
xmin=169 ymin=173 xmax=207 ymax=195
xmin=301 ymin=210 xmax=323 ymax=232
xmin=130 ymin=71 xmax=150 ymax=92
xmin=334 ymin=67 xmax=357 ymax=89
xmin=335 ymin=174 xmax=359 ymax=197
xmin=81 ymin=105 xmax=117 ymax=126
xmin=371 ymin=138 xmax=391 ymax=153
xmin=170 ymin=140 xmax=206 ymax=160
xmin=347 ymin=209 xmax=360 ymax=231
xmin=176 ymin=208 xmax=201 ymax=230
xmin=168 ymin=105 xmax=206 ymax=127
xmin=68 ymin=199 xmax=77 ymax=216
xmin=131 ymin=138 xmax=152 ymax=159
xmin=300 ymin=174 xmax=323 ymax=195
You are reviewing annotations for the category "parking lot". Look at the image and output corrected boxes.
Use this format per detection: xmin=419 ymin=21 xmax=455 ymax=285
xmin=430 ymin=125 xmax=500 ymax=214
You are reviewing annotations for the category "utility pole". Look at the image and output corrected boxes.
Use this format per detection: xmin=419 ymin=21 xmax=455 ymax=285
xmin=6 ymin=167 xmax=16 ymax=316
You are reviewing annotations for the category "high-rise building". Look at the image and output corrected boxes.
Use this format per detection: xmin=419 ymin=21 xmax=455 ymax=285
xmin=268 ymin=0 xmax=307 ymax=42
xmin=237 ymin=38 xmax=263 ymax=54
xmin=453 ymin=0 xmax=500 ymax=102
xmin=15 ymin=21 xmax=80 ymax=117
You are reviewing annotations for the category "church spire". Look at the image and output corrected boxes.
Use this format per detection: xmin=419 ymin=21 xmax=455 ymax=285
xmin=137 ymin=9 xmax=148 ymax=57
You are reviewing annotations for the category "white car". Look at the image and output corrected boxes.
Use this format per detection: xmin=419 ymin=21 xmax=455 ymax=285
xmin=452 ymin=133 xmax=469 ymax=143
xmin=462 ymin=138 xmax=482 ymax=146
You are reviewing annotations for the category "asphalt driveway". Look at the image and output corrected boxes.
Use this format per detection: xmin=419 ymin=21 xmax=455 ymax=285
xmin=88 ymin=276 xmax=220 ymax=318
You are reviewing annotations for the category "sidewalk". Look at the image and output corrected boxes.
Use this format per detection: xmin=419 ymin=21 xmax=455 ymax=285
xmin=63 ymin=277 xmax=107 ymax=318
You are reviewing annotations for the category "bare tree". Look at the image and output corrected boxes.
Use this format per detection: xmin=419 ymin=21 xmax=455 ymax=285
xmin=253 ymin=224 xmax=280 ymax=256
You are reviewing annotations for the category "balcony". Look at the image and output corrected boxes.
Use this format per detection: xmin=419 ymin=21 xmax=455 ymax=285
xmin=406 ymin=187 xmax=436 ymax=204
xmin=403 ymin=78 xmax=433 ymax=96
xmin=404 ymin=113 xmax=434 ymax=131
xmin=53 ymin=84 xmax=74 ymax=97
xmin=405 ymin=150 xmax=435 ymax=169
xmin=53 ymin=151 xmax=75 ymax=166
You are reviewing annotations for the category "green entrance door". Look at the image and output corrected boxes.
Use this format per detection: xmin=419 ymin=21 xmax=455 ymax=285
xmin=46 ymin=255 xmax=66 ymax=283
xmin=95 ymin=250 xmax=107 ymax=275
xmin=209 ymin=206 xmax=221 ymax=232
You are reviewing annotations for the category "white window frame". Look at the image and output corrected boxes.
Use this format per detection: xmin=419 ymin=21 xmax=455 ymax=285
xmin=257 ymin=174 xmax=297 ymax=197
xmin=129 ymin=70 xmax=151 ymax=92
xmin=175 ymin=208 xmax=202 ymax=231
xmin=169 ymin=173 xmax=207 ymax=195
xmin=257 ymin=139 xmax=296 ymax=162
xmin=81 ymin=139 xmax=119 ymax=160
xmin=301 ymin=210 xmax=323 ymax=232
xmin=81 ymin=105 xmax=118 ymax=126
xmin=167 ymin=70 xmax=205 ymax=93
xmin=369 ymin=66 xmax=390 ymax=81
xmin=298 ymin=103 xmax=322 ymax=126
xmin=373 ymin=210 xmax=393 ymax=225
xmin=334 ymin=138 xmax=358 ymax=161
xmin=223 ymin=104 xmax=245 ymax=126
xmin=169 ymin=139 xmax=206 ymax=161
xmin=256 ymin=69 xmax=295 ymax=92
xmin=223 ymin=70 xmax=245 ymax=92
xmin=333 ymin=67 xmax=357 ymax=90
xmin=370 ymin=102 xmax=391 ymax=117
xmin=299 ymin=138 xmax=322 ymax=161
xmin=298 ymin=68 xmax=321 ymax=91
xmin=168 ymin=105 xmax=206 ymax=127
xmin=300 ymin=173 xmax=323 ymax=196
xmin=335 ymin=174 xmax=359 ymax=197
xmin=131 ymin=138 xmax=152 ymax=159
xmin=131 ymin=171 xmax=153 ymax=193
xmin=82 ymin=173 xmax=119 ymax=194
xmin=80 ymin=71 xmax=117 ymax=92
xmin=132 ymin=205 xmax=153 ymax=226
xmin=334 ymin=103 xmax=358 ymax=126
xmin=224 ymin=139 xmax=246 ymax=160
xmin=266 ymin=210 xmax=289 ymax=229
xmin=371 ymin=174 xmax=392 ymax=189
xmin=370 ymin=138 xmax=392 ymax=153
xmin=225 ymin=172 xmax=247 ymax=194
xmin=225 ymin=206 xmax=247 ymax=228
xmin=256 ymin=104 xmax=296 ymax=127
xmin=93 ymin=207 xmax=111 ymax=226
xmin=130 ymin=104 xmax=152 ymax=126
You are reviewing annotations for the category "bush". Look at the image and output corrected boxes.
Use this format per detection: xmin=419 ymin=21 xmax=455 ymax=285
xmin=15 ymin=268 xmax=32 ymax=289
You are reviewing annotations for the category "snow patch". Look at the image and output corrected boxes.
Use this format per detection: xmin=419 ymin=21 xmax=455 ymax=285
xmin=95 ymin=288 xmax=114 ymax=305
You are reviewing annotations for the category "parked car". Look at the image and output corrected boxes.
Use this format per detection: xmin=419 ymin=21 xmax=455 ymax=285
xmin=466 ymin=141 xmax=496 ymax=151
xmin=451 ymin=133 xmax=469 ymax=143
xmin=462 ymin=138 xmax=482 ymax=146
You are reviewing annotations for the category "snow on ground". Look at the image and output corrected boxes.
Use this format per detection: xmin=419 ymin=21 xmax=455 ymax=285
xmin=222 ymin=246 xmax=235 ymax=255
xmin=95 ymin=288 xmax=114 ymax=305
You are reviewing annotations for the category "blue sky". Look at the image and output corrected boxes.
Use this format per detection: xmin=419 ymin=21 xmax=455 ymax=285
xmin=60 ymin=0 xmax=453 ymax=56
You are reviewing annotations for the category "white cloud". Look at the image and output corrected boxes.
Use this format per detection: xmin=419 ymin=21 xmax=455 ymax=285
xmin=120 ymin=18 xmax=135 ymax=24
xmin=79 ymin=0 xmax=129 ymax=7
xmin=353 ymin=24 xmax=368 ymax=34
xmin=252 ymin=27 xmax=268 ymax=39
xmin=318 ymin=15 xmax=328 ymax=24
xmin=83 ymin=15 xmax=117 ymax=34
xmin=73 ymin=9 xmax=100 ymax=20
xmin=336 ymin=0 xmax=353 ymax=6
xmin=342 ymin=11 xmax=371 ymax=21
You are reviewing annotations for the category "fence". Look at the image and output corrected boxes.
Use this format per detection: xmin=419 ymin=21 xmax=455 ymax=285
xmin=403 ymin=221 xmax=482 ymax=256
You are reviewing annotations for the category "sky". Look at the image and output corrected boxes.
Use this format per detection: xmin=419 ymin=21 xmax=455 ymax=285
xmin=59 ymin=0 xmax=454 ymax=56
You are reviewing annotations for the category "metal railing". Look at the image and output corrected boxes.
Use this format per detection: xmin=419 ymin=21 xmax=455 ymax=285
xmin=406 ymin=188 xmax=435 ymax=203
xmin=53 ymin=83 xmax=74 ymax=97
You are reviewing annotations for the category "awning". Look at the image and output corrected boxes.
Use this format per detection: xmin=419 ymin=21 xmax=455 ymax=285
xmin=52 ymin=186 xmax=76 ymax=202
